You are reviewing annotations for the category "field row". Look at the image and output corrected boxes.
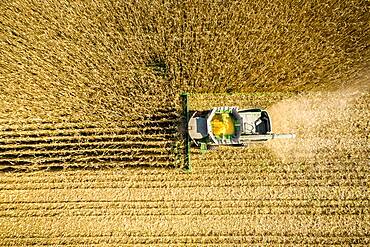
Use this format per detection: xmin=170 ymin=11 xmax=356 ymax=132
xmin=1 ymin=207 xmax=368 ymax=218
xmin=0 ymin=133 xmax=176 ymax=145
xmin=1 ymin=199 xmax=368 ymax=218
xmin=2 ymin=235 xmax=368 ymax=246
xmin=0 ymin=118 xmax=178 ymax=132
xmin=0 ymin=154 xmax=174 ymax=166
xmin=0 ymin=140 xmax=174 ymax=152
xmin=1 ymin=156 xmax=368 ymax=184
xmin=1 ymin=214 xmax=369 ymax=244
xmin=2 ymin=197 xmax=368 ymax=209
xmin=1 ymin=176 xmax=368 ymax=191
xmin=0 ymin=126 xmax=178 ymax=139
xmin=1 ymin=186 xmax=368 ymax=204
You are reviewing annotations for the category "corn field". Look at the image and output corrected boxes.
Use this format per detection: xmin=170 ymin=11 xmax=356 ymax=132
xmin=0 ymin=0 xmax=369 ymax=245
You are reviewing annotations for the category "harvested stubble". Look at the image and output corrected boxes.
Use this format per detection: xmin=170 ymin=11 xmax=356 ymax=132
xmin=1 ymin=91 xmax=369 ymax=245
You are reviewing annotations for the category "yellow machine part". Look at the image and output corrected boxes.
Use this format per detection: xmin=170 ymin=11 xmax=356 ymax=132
xmin=211 ymin=113 xmax=235 ymax=137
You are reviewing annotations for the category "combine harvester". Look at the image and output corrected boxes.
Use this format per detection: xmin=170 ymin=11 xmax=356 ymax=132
xmin=181 ymin=93 xmax=295 ymax=172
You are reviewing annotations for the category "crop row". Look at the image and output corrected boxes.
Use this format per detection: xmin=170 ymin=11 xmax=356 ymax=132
xmin=2 ymin=235 xmax=368 ymax=246
xmin=0 ymin=140 xmax=173 ymax=152
xmin=0 ymin=133 xmax=175 ymax=146
xmin=1 ymin=214 xmax=368 ymax=244
xmin=0 ymin=125 xmax=177 ymax=139
xmin=2 ymin=203 xmax=368 ymax=218
xmin=1 ymin=176 xmax=368 ymax=191
xmin=0 ymin=118 xmax=178 ymax=132
xmin=2 ymin=180 xmax=368 ymax=193
xmin=0 ymin=155 xmax=368 ymax=186
xmin=1 ymin=186 xmax=368 ymax=204
xmin=2 ymin=197 xmax=368 ymax=211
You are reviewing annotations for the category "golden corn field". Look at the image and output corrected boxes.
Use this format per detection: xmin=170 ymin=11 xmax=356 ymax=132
xmin=0 ymin=0 xmax=369 ymax=245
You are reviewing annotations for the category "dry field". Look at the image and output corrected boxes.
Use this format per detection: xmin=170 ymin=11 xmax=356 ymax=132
xmin=1 ymin=90 xmax=369 ymax=245
xmin=1 ymin=0 xmax=369 ymax=246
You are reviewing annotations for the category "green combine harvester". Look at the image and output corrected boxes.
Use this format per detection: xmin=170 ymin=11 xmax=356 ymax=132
xmin=181 ymin=93 xmax=295 ymax=172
